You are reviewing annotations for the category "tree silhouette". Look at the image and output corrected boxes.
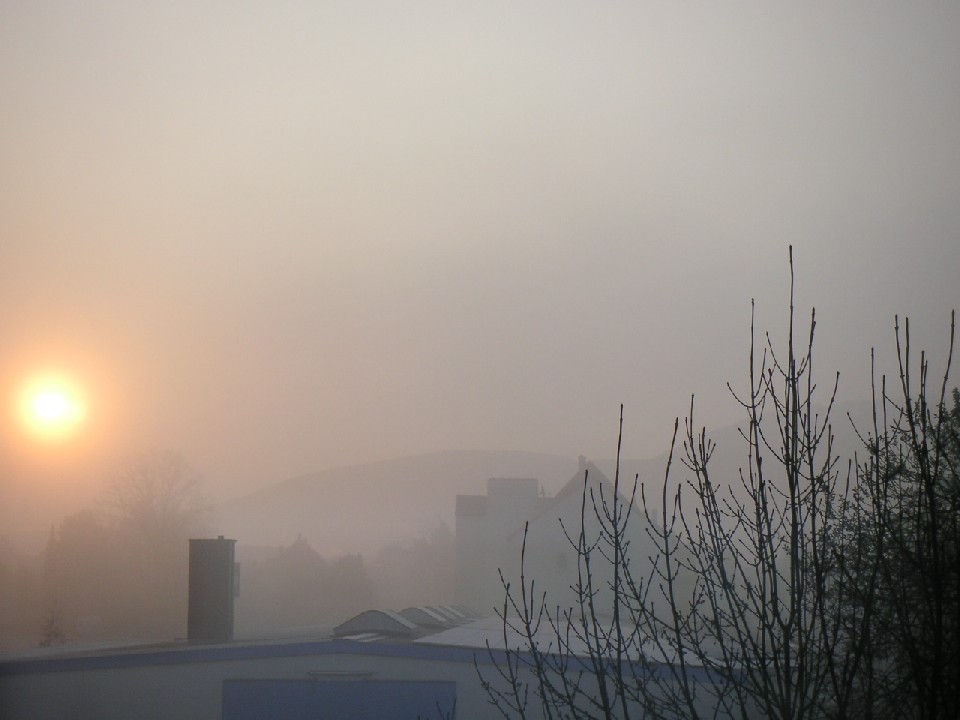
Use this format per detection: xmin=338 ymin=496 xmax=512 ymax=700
xmin=480 ymin=253 xmax=956 ymax=720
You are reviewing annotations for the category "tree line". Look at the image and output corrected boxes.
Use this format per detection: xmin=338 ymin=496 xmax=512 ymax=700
xmin=0 ymin=449 xmax=454 ymax=648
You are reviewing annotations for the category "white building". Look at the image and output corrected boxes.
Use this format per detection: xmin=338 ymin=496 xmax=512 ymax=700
xmin=455 ymin=457 xmax=669 ymax=615
xmin=0 ymin=612 xmax=728 ymax=719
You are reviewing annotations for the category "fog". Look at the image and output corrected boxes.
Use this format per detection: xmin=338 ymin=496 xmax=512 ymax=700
xmin=1 ymin=0 xmax=958 ymax=592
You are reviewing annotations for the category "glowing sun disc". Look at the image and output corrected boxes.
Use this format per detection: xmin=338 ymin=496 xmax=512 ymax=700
xmin=18 ymin=374 xmax=87 ymax=441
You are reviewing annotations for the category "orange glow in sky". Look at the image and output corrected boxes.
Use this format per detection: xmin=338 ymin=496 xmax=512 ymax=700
xmin=16 ymin=373 xmax=88 ymax=442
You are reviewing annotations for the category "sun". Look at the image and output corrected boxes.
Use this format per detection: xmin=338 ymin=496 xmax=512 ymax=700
xmin=18 ymin=373 xmax=88 ymax=442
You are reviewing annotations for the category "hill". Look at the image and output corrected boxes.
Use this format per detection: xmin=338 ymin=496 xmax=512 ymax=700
xmin=212 ymin=450 xmax=583 ymax=557
xmin=212 ymin=404 xmax=868 ymax=560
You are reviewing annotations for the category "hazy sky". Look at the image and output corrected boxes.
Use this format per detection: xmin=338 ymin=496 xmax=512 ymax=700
xmin=2 ymin=1 xmax=958 ymax=546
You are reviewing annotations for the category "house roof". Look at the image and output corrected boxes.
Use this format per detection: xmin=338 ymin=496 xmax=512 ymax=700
xmin=506 ymin=459 xmax=622 ymax=538
xmin=553 ymin=459 xmax=614 ymax=501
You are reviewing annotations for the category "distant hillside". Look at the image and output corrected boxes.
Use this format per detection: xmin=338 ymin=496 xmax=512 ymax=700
xmin=212 ymin=405 xmax=868 ymax=560
xmin=209 ymin=439 xmax=741 ymax=559
xmin=212 ymin=450 xmax=585 ymax=557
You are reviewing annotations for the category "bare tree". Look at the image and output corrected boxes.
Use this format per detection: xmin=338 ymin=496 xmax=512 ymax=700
xmin=480 ymin=251 xmax=955 ymax=720
xmin=104 ymin=448 xmax=209 ymax=637
xmin=107 ymin=448 xmax=208 ymax=542
xmin=845 ymin=314 xmax=958 ymax=719
xmin=36 ymin=450 xmax=211 ymax=641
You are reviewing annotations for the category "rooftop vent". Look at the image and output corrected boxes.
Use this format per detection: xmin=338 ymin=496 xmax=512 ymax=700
xmin=333 ymin=610 xmax=419 ymax=638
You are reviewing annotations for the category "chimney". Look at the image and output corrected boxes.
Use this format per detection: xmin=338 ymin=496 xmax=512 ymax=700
xmin=578 ymin=455 xmax=586 ymax=476
xmin=187 ymin=536 xmax=236 ymax=643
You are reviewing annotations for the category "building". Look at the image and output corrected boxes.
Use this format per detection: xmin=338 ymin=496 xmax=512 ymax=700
xmin=0 ymin=626 xmax=478 ymax=719
xmin=0 ymin=610 xmax=727 ymax=719
xmin=455 ymin=475 xmax=546 ymax=611
xmin=455 ymin=456 xmax=666 ymax=614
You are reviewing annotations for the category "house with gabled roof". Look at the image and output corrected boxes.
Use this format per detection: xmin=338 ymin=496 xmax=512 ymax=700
xmin=455 ymin=456 xmax=665 ymax=615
